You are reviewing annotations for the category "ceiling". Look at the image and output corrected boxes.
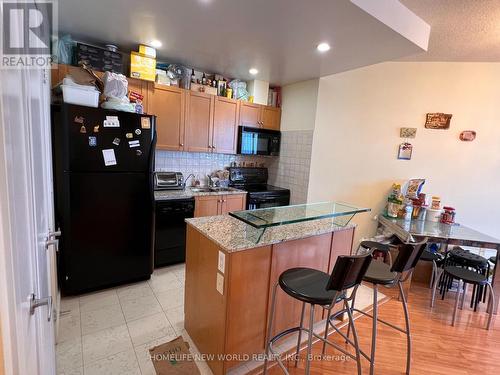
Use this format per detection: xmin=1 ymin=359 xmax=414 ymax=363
xmin=400 ymin=0 xmax=500 ymax=61
xmin=58 ymin=0 xmax=428 ymax=85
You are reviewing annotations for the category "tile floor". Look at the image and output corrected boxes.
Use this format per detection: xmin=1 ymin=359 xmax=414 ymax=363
xmin=56 ymin=263 xmax=213 ymax=375
xmin=56 ymin=263 xmax=381 ymax=375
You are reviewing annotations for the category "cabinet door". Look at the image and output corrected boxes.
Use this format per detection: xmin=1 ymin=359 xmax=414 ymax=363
xmin=221 ymin=194 xmax=246 ymax=214
xmin=185 ymin=91 xmax=214 ymax=153
xmin=261 ymin=106 xmax=281 ymax=130
xmin=148 ymin=84 xmax=186 ymax=151
xmin=50 ymin=63 xmax=68 ymax=87
xmin=194 ymin=196 xmax=221 ymax=217
xmin=238 ymin=102 xmax=262 ymax=128
xmin=127 ymin=77 xmax=150 ymax=111
xmin=212 ymin=97 xmax=239 ymax=154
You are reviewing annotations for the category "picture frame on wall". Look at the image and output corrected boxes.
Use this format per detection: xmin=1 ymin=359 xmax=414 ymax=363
xmin=398 ymin=142 xmax=413 ymax=160
xmin=425 ymin=113 xmax=452 ymax=129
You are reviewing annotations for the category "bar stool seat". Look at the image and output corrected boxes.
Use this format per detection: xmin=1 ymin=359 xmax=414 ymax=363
xmin=444 ymin=266 xmax=489 ymax=285
xmin=439 ymin=247 xmax=490 ymax=312
xmin=438 ymin=265 xmax=495 ymax=330
xmin=279 ymin=268 xmax=345 ymax=305
xmin=363 ymin=261 xmax=397 ymax=285
xmin=350 ymin=237 xmax=428 ymax=375
xmin=263 ymin=252 xmax=374 ymax=375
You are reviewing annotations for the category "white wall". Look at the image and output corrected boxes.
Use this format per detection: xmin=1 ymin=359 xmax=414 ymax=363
xmin=280 ymin=79 xmax=319 ymax=131
xmin=308 ymin=62 xmax=500 ymax=243
xmin=268 ymin=79 xmax=319 ymax=203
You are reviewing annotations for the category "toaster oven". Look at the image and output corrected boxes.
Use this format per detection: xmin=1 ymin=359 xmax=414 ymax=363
xmin=154 ymin=172 xmax=185 ymax=190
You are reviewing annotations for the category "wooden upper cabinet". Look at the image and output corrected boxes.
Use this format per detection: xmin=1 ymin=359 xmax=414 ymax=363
xmin=261 ymin=106 xmax=281 ymax=130
xmin=148 ymin=84 xmax=186 ymax=151
xmin=185 ymin=91 xmax=214 ymax=153
xmin=127 ymin=77 xmax=150 ymax=110
xmin=239 ymin=102 xmax=262 ymax=128
xmin=212 ymin=97 xmax=239 ymax=154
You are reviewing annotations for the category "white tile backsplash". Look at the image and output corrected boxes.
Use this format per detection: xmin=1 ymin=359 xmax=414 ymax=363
xmin=268 ymin=130 xmax=313 ymax=204
xmin=154 ymin=151 xmax=270 ymax=185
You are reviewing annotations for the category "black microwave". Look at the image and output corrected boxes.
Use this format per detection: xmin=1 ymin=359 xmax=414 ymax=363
xmin=237 ymin=126 xmax=281 ymax=156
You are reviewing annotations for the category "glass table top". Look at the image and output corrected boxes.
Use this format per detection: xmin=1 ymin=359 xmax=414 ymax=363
xmin=229 ymin=201 xmax=371 ymax=229
xmin=379 ymin=215 xmax=500 ymax=246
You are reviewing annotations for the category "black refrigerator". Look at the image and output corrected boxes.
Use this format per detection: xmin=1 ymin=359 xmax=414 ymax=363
xmin=52 ymin=104 xmax=156 ymax=295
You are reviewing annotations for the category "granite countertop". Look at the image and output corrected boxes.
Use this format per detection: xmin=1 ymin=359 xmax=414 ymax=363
xmin=154 ymin=187 xmax=247 ymax=201
xmin=185 ymin=214 xmax=355 ymax=253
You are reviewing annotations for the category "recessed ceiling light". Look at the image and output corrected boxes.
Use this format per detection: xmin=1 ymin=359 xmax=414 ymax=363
xmin=316 ymin=42 xmax=331 ymax=52
xmin=249 ymin=68 xmax=259 ymax=75
xmin=150 ymin=40 xmax=162 ymax=48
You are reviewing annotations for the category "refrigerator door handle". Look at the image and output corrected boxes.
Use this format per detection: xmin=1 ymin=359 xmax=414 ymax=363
xmin=148 ymin=125 xmax=158 ymax=205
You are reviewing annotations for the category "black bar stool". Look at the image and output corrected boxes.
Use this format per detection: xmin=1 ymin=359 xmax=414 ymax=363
xmin=263 ymin=251 xmax=373 ymax=375
xmin=431 ymin=264 xmax=495 ymax=330
xmin=437 ymin=247 xmax=490 ymax=311
xmin=349 ymin=237 xmax=427 ymax=375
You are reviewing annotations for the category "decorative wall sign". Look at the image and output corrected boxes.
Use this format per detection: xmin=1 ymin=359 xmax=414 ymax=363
xmin=400 ymin=127 xmax=417 ymax=138
xmin=398 ymin=142 xmax=413 ymax=160
xmin=459 ymin=130 xmax=476 ymax=142
xmin=425 ymin=113 xmax=452 ymax=129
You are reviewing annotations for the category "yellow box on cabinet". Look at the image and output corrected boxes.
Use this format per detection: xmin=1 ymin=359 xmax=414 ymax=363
xmin=138 ymin=44 xmax=156 ymax=58
xmin=130 ymin=52 xmax=156 ymax=81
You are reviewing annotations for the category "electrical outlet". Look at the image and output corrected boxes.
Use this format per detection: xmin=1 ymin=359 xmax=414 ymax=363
xmin=218 ymin=251 xmax=225 ymax=274
xmin=216 ymin=273 xmax=224 ymax=295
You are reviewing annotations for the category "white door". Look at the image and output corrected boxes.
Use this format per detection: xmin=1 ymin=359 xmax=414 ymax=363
xmin=0 ymin=66 xmax=57 ymax=374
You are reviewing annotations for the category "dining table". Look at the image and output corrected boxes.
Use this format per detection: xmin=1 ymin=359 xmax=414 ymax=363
xmin=378 ymin=215 xmax=500 ymax=313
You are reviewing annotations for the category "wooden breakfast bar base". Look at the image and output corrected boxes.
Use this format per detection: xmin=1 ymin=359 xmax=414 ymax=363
xmin=184 ymin=217 xmax=356 ymax=375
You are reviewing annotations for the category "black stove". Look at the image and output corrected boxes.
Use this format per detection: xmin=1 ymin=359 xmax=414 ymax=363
xmin=229 ymin=167 xmax=290 ymax=209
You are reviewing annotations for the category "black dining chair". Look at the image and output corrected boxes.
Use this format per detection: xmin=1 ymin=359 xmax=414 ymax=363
xmin=263 ymin=251 xmax=373 ymax=375
xmin=348 ymin=237 xmax=427 ymax=375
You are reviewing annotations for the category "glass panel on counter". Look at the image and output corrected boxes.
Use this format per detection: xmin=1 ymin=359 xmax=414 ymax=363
xmin=229 ymin=201 xmax=370 ymax=229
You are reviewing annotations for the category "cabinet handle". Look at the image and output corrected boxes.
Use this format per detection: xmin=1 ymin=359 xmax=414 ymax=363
xmin=180 ymin=143 xmax=184 ymax=147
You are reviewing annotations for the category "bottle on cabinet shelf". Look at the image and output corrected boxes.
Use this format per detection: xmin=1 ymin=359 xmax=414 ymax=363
xmin=190 ymin=69 xmax=196 ymax=84
xmin=202 ymin=73 xmax=206 ymax=85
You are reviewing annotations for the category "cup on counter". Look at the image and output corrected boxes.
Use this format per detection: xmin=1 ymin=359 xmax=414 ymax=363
xmin=426 ymin=208 xmax=442 ymax=222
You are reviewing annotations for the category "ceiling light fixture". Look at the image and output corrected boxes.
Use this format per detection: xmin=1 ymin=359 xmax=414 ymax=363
xmin=316 ymin=42 xmax=331 ymax=52
xmin=150 ymin=40 xmax=162 ymax=48
xmin=249 ymin=68 xmax=259 ymax=75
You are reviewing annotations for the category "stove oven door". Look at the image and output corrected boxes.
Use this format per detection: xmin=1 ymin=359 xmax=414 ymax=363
xmin=247 ymin=195 xmax=290 ymax=210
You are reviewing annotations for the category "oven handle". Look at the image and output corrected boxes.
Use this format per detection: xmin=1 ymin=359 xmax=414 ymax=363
xmin=249 ymin=196 xmax=289 ymax=202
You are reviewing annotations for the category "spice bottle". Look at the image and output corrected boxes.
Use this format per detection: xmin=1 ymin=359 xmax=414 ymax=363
xmin=431 ymin=196 xmax=441 ymax=210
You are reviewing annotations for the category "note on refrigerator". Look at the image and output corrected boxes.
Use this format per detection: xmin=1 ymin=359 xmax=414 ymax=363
xmin=102 ymin=149 xmax=117 ymax=166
